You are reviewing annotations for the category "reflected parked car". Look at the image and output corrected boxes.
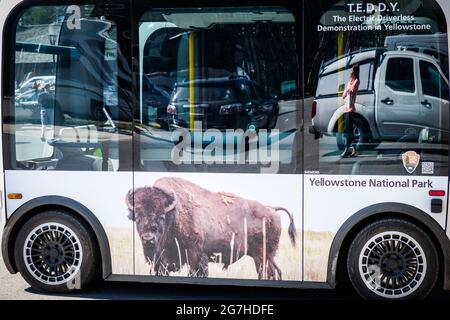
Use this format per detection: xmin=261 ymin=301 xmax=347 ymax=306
xmin=167 ymin=76 xmax=279 ymax=131
xmin=142 ymin=73 xmax=175 ymax=130
xmin=309 ymin=49 xmax=449 ymax=148
xmin=15 ymin=76 xmax=55 ymax=95
xmin=15 ymin=89 xmax=40 ymax=107
xmin=15 ymin=80 xmax=56 ymax=124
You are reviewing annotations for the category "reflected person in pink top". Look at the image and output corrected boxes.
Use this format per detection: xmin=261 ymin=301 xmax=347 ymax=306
xmin=341 ymin=64 xmax=360 ymax=158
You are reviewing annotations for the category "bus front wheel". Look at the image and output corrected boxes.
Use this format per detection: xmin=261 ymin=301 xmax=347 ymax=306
xmin=347 ymin=219 xmax=439 ymax=300
xmin=14 ymin=210 xmax=100 ymax=293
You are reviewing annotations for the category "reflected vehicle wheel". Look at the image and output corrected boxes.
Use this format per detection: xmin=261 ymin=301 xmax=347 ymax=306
xmin=336 ymin=117 xmax=371 ymax=150
xmin=14 ymin=210 xmax=100 ymax=293
xmin=347 ymin=219 xmax=439 ymax=300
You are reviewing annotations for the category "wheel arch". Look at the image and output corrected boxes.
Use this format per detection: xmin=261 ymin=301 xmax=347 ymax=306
xmin=327 ymin=102 xmax=369 ymax=132
xmin=327 ymin=202 xmax=450 ymax=290
xmin=1 ymin=196 xmax=112 ymax=279
xmin=331 ymin=111 xmax=371 ymax=135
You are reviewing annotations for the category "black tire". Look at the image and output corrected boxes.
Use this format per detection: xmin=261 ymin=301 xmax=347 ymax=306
xmin=14 ymin=210 xmax=99 ymax=293
xmin=347 ymin=219 xmax=439 ymax=300
xmin=336 ymin=117 xmax=372 ymax=150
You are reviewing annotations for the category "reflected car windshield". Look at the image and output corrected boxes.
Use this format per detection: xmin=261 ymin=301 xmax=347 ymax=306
xmin=172 ymin=81 xmax=240 ymax=102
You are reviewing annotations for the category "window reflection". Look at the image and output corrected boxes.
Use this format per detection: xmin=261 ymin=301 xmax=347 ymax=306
xmin=9 ymin=5 xmax=130 ymax=171
xmin=137 ymin=8 xmax=300 ymax=174
xmin=306 ymin=0 xmax=449 ymax=176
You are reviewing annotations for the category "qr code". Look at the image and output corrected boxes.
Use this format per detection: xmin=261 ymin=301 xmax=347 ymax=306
xmin=422 ymin=162 xmax=434 ymax=175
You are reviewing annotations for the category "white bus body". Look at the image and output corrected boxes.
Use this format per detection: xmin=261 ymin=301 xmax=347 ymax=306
xmin=0 ymin=0 xmax=450 ymax=300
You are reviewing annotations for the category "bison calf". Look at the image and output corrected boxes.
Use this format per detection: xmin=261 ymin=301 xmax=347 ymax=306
xmin=126 ymin=177 xmax=296 ymax=280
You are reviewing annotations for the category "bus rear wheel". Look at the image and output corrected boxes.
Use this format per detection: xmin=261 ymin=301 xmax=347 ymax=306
xmin=347 ymin=219 xmax=439 ymax=300
xmin=14 ymin=210 xmax=99 ymax=293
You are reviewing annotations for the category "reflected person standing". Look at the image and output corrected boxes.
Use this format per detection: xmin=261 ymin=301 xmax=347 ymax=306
xmin=38 ymin=83 xmax=55 ymax=141
xmin=341 ymin=64 xmax=360 ymax=158
xmin=31 ymin=81 xmax=40 ymax=101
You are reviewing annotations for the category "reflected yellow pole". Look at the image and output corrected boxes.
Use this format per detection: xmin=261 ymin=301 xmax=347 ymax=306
xmin=337 ymin=31 xmax=344 ymax=134
xmin=189 ymin=32 xmax=195 ymax=131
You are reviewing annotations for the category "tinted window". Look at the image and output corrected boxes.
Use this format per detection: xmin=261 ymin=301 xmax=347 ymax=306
xmin=137 ymin=7 xmax=301 ymax=174
xmin=386 ymin=58 xmax=415 ymax=93
xmin=423 ymin=49 xmax=449 ymax=78
xmin=304 ymin=0 xmax=449 ymax=177
xmin=7 ymin=5 xmax=132 ymax=171
xmin=317 ymin=61 xmax=373 ymax=96
xmin=420 ymin=60 xmax=449 ymax=100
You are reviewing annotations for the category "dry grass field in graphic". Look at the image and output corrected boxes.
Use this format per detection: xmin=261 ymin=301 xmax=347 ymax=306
xmin=303 ymin=231 xmax=335 ymax=281
xmin=107 ymin=228 xmax=134 ymax=275
xmin=132 ymin=229 xmax=302 ymax=280
xmin=107 ymin=228 xmax=335 ymax=282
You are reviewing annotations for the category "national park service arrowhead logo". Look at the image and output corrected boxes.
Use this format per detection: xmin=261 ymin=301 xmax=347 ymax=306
xmin=402 ymin=151 xmax=420 ymax=174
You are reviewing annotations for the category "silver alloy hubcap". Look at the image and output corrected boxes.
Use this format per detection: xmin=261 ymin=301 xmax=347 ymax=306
xmin=23 ymin=223 xmax=83 ymax=285
xmin=359 ymin=231 xmax=426 ymax=298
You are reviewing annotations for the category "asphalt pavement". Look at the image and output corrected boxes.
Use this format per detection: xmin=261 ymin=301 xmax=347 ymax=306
xmin=3 ymin=250 xmax=450 ymax=300
xmin=0 ymin=251 xmax=358 ymax=300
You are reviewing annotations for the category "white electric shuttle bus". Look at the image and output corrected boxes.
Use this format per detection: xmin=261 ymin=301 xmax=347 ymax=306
xmin=1 ymin=0 xmax=449 ymax=300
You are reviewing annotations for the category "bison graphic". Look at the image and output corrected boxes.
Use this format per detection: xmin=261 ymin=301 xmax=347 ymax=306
xmin=126 ymin=177 xmax=296 ymax=280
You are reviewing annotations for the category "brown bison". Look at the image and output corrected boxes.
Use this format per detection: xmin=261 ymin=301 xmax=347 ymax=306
xmin=126 ymin=177 xmax=296 ymax=280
